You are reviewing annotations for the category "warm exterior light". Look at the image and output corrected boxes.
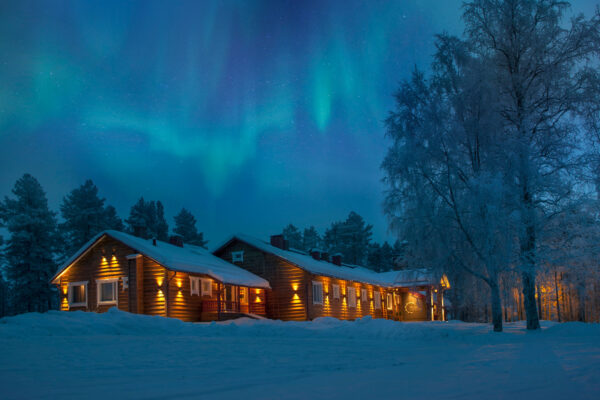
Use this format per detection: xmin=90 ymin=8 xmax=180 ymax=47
xmin=292 ymin=283 xmax=298 ymax=292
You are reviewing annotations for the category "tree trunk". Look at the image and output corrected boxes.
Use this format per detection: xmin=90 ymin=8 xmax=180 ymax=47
xmin=554 ymin=271 xmax=561 ymax=323
xmin=521 ymin=270 xmax=540 ymax=330
xmin=520 ymin=199 xmax=541 ymax=330
xmin=490 ymin=283 xmax=503 ymax=332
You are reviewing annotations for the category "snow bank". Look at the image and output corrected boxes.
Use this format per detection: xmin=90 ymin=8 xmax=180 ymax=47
xmin=2 ymin=308 xmax=597 ymax=343
xmin=2 ymin=310 xmax=599 ymax=400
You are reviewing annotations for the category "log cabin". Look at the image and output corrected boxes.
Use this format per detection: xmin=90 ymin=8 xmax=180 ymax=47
xmin=213 ymin=234 xmax=450 ymax=322
xmin=50 ymin=230 xmax=270 ymax=321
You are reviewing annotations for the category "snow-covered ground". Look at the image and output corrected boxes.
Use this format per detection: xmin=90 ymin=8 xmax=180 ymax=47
xmin=1 ymin=309 xmax=599 ymax=399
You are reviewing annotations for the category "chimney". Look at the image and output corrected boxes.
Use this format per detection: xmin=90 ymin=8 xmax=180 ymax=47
xmin=310 ymin=249 xmax=321 ymax=260
xmin=321 ymin=252 xmax=330 ymax=262
xmin=169 ymin=235 xmax=184 ymax=247
xmin=270 ymin=234 xmax=286 ymax=250
xmin=152 ymin=238 xmax=157 ymax=246
xmin=331 ymin=253 xmax=342 ymax=266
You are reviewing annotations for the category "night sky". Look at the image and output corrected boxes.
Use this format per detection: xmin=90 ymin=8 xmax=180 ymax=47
xmin=1 ymin=0 xmax=596 ymax=246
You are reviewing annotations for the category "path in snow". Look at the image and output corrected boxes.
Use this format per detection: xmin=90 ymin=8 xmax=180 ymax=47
xmin=0 ymin=309 xmax=598 ymax=399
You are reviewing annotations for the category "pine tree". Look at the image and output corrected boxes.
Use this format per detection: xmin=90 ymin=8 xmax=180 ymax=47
xmin=323 ymin=221 xmax=343 ymax=254
xmin=126 ymin=198 xmax=151 ymax=238
xmin=126 ymin=198 xmax=169 ymax=241
xmin=59 ymin=180 xmax=123 ymax=258
xmin=367 ymin=242 xmax=383 ymax=272
xmin=154 ymin=201 xmax=169 ymax=242
xmin=302 ymin=226 xmax=321 ymax=251
xmin=173 ymin=208 xmax=208 ymax=248
xmin=392 ymin=240 xmax=408 ymax=269
xmin=323 ymin=212 xmax=373 ymax=265
xmin=0 ymin=174 xmax=57 ymax=313
xmin=104 ymin=205 xmax=124 ymax=231
xmin=282 ymin=224 xmax=303 ymax=250
xmin=380 ymin=242 xmax=394 ymax=272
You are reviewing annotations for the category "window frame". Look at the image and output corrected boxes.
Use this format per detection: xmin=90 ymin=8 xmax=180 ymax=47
xmin=67 ymin=281 xmax=88 ymax=308
xmin=200 ymin=278 xmax=212 ymax=297
xmin=386 ymin=293 xmax=393 ymax=311
xmin=312 ymin=281 xmax=323 ymax=305
xmin=361 ymin=288 xmax=368 ymax=302
xmin=347 ymin=287 xmax=357 ymax=308
xmin=96 ymin=278 xmax=118 ymax=306
xmin=190 ymin=276 xmax=200 ymax=296
xmin=231 ymin=251 xmax=244 ymax=263
xmin=332 ymin=284 xmax=340 ymax=300
xmin=374 ymin=291 xmax=381 ymax=309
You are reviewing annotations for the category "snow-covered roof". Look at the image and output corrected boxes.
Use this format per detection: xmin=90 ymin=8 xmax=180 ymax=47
xmin=216 ymin=234 xmax=439 ymax=288
xmin=52 ymin=230 xmax=270 ymax=288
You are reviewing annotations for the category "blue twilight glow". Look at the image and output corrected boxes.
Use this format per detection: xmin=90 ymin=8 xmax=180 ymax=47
xmin=1 ymin=0 xmax=596 ymax=243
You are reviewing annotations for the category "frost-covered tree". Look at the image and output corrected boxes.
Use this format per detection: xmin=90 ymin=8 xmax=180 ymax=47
xmin=173 ymin=208 xmax=208 ymax=248
xmin=0 ymin=174 xmax=57 ymax=313
xmin=462 ymin=0 xmax=600 ymax=330
xmin=383 ymin=38 xmax=515 ymax=331
xmin=283 ymin=224 xmax=303 ymax=250
xmin=126 ymin=198 xmax=169 ymax=241
xmin=59 ymin=180 xmax=124 ymax=258
xmin=302 ymin=226 xmax=321 ymax=251
xmin=383 ymin=0 xmax=600 ymax=331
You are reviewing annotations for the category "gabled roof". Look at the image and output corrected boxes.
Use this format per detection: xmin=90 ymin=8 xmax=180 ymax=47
xmin=378 ymin=269 xmax=450 ymax=288
xmin=214 ymin=234 xmax=443 ymax=288
xmin=52 ymin=230 xmax=270 ymax=289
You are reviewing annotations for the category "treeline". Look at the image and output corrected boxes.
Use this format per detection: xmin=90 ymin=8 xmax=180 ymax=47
xmin=0 ymin=173 xmax=207 ymax=317
xmin=280 ymin=211 xmax=408 ymax=272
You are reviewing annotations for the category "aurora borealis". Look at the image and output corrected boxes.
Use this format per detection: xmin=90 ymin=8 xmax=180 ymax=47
xmin=1 ymin=0 xmax=596 ymax=243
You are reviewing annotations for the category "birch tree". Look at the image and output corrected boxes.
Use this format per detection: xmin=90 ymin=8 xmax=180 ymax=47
xmin=463 ymin=0 xmax=600 ymax=329
xmin=383 ymin=45 xmax=515 ymax=331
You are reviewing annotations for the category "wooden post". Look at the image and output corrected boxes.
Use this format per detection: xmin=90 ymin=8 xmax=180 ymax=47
xmin=217 ymin=283 xmax=222 ymax=321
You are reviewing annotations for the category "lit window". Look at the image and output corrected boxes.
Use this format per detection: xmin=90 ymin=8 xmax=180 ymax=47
xmin=312 ymin=281 xmax=323 ymax=305
xmin=122 ymin=277 xmax=129 ymax=290
xmin=386 ymin=293 xmax=393 ymax=310
xmin=232 ymin=251 xmax=244 ymax=263
xmin=332 ymin=284 xmax=340 ymax=300
xmin=361 ymin=288 xmax=368 ymax=302
xmin=68 ymin=281 xmax=88 ymax=308
xmin=347 ymin=287 xmax=357 ymax=308
xmin=201 ymin=279 xmax=212 ymax=297
xmin=97 ymin=279 xmax=118 ymax=305
xmin=374 ymin=292 xmax=381 ymax=309
xmin=190 ymin=277 xmax=200 ymax=296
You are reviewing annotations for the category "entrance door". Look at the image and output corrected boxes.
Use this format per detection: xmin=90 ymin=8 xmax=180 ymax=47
xmin=224 ymin=285 xmax=238 ymax=311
